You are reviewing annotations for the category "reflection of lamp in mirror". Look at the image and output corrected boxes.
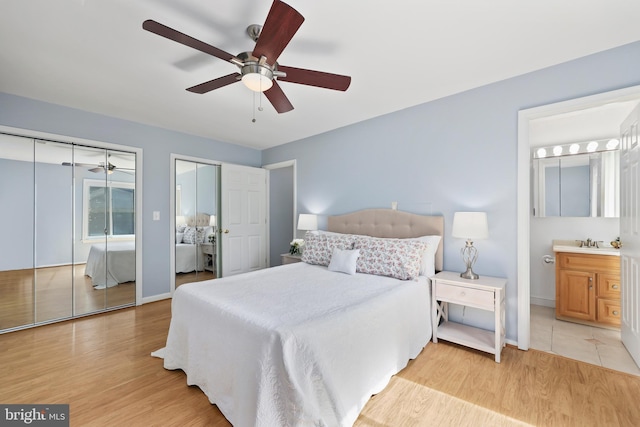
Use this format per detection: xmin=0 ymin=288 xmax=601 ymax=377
xmin=452 ymin=212 xmax=489 ymax=280
xmin=209 ymin=215 xmax=216 ymax=229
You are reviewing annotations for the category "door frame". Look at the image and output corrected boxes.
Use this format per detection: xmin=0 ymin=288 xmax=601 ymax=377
xmin=517 ymin=84 xmax=640 ymax=349
xmin=263 ymin=159 xmax=297 ymax=267
xmin=169 ymin=153 xmax=221 ymax=294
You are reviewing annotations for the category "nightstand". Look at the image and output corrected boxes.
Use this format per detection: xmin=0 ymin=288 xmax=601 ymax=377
xmin=201 ymin=243 xmax=216 ymax=273
xmin=431 ymin=271 xmax=506 ymax=362
xmin=281 ymin=253 xmax=302 ymax=265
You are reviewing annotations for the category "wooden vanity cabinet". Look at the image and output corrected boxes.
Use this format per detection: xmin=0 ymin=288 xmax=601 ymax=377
xmin=555 ymin=252 xmax=621 ymax=328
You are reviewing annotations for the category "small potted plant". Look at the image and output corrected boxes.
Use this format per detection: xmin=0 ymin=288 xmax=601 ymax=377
xmin=289 ymin=238 xmax=305 ymax=255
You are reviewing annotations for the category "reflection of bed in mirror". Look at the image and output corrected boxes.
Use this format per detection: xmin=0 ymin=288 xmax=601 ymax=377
xmin=85 ymin=242 xmax=136 ymax=289
xmin=175 ymin=213 xmax=215 ymax=274
xmin=175 ymin=243 xmax=206 ymax=273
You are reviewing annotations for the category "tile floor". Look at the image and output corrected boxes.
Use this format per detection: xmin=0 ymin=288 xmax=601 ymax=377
xmin=530 ymin=304 xmax=640 ymax=376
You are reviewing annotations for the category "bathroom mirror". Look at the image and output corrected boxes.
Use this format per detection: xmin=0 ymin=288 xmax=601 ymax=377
xmin=533 ymin=150 xmax=619 ymax=217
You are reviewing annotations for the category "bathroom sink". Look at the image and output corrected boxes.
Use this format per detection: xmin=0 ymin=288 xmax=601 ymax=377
xmin=552 ymin=240 xmax=620 ymax=256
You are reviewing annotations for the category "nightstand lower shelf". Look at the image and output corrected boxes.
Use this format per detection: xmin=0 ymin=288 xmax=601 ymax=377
xmin=436 ymin=321 xmax=496 ymax=354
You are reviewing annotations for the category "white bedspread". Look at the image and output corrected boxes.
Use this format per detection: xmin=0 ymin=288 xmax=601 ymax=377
xmin=84 ymin=241 xmax=135 ymax=288
xmin=163 ymin=262 xmax=432 ymax=426
xmin=175 ymin=243 xmax=205 ymax=273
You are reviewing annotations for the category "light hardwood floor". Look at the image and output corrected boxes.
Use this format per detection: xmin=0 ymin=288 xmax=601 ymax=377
xmin=0 ymin=265 xmax=135 ymax=330
xmin=1 ymin=300 xmax=639 ymax=426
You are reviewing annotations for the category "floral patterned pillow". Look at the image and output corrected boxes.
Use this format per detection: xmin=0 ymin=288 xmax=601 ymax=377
xmin=183 ymin=226 xmax=206 ymax=244
xmin=354 ymin=236 xmax=428 ymax=280
xmin=301 ymin=232 xmax=356 ymax=266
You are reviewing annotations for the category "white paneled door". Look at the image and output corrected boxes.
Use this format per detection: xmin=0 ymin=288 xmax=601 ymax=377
xmin=620 ymin=105 xmax=640 ymax=367
xmin=220 ymin=163 xmax=267 ymax=277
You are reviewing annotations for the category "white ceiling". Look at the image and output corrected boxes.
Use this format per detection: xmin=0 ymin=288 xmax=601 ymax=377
xmin=2 ymin=0 xmax=640 ymax=150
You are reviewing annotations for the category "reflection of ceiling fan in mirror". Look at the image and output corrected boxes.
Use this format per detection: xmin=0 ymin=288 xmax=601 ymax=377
xmin=61 ymin=161 xmax=135 ymax=175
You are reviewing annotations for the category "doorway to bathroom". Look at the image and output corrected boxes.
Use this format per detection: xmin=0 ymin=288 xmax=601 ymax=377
xmin=518 ymin=85 xmax=640 ymax=375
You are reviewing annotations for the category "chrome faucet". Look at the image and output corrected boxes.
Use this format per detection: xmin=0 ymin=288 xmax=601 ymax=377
xmin=578 ymin=238 xmax=601 ymax=248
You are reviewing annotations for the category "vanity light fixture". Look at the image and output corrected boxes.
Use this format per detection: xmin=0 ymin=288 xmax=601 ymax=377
xmin=532 ymin=138 xmax=620 ymax=159
xmin=452 ymin=212 xmax=489 ymax=280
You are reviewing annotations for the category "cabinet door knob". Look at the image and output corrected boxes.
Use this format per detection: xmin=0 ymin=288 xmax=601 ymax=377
xmin=613 ymin=311 xmax=619 ymax=316
xmin=612 ymin=284 xmax=619 ymax=289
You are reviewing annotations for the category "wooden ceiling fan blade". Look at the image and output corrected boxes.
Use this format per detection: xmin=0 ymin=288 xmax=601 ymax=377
xmin=277 ymin=65 xmax=351 ymax=91
xmin=187 ymin=73 xmax=241 ymax=94
xmin=264 ymin=81 xmax=294 ymax=113
xmin=142 ymin=19 xmax=236 ymax=63
xmin=252 ymin=0 xmax=304 ymax=64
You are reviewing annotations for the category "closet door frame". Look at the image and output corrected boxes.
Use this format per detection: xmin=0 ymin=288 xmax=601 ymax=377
xmin=0 ymin=125 xmax=143 ymax=308
xmin=169 ymin=153 xmax=221 ymax=294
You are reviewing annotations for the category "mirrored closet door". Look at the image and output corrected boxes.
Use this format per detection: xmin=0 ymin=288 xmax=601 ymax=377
xmin=175 ymin=159 xmax=219 ymax=288
xmin=0 ymin=133 xmax=137 ymax=333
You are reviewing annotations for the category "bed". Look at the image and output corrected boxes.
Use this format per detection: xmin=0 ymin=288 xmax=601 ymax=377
xmin=175 ymin=213 xmax=214 ymax=274
xmin=84 ymin=241 xmax=136 ymax=289
xmin=161 ymin=209 xmax=444 ymax=426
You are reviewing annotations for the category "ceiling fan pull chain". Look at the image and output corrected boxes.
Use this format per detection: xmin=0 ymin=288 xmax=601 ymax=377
xmin=252 ymin=91 xmax=257 ymax=123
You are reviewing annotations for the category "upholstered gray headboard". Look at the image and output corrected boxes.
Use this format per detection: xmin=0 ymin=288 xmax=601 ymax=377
xmin=327 ymin=209 xmax=444 ymax=272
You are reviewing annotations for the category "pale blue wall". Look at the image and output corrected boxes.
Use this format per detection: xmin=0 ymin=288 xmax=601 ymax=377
xmin=262 ymin=41 xmax=640 ymax=341
xmin=0 ymin=93 xmax=261 ymax=298
xmin=269 ymin=166 xmax=294 ymax=266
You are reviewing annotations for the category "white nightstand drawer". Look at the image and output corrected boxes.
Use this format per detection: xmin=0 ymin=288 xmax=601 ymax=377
xmin=435 ymin=282 xmax=494 ymax=310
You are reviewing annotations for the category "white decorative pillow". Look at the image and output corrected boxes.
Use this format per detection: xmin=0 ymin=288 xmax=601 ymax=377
xmin=354 ymin=236 xmax=428 ymax=280
xmin=176 ymin=232 xmax=184 ymax=244
xmin=328 ymin=248 xmax=360 ymax=275
xmin=408 ymin=235 xmax=441 ymax=277
xmin=301 ymin=231 xmax=356 ymax=266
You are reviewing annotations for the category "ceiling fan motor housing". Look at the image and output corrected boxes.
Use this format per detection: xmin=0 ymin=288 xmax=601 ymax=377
xmin=237 ymin=51 xmax=276 ymax=92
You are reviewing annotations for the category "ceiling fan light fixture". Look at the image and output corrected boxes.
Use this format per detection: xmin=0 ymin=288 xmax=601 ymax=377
xmin=241 ymin=65 xmax=273 ymax=92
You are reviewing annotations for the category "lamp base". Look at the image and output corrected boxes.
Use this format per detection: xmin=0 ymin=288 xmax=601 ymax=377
xmin=460 ymin=267 xmax=479 ymax=280
xmin=459 ymin=240 xmax=480 ymax=280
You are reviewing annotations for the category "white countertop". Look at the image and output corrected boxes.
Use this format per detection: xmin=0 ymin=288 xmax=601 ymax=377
xmin=552 ymin=239 xmax=620 ymax=256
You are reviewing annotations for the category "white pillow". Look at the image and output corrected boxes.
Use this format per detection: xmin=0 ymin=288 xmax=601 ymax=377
xmin=176 ymin=232 xmax=184 ymax=244
xmin=410 ymin=235 xmax=441 ymax=277
xmin=328 ymin=248 xmax=360 ymax=275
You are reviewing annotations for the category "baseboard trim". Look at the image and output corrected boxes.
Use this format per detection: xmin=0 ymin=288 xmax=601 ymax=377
xmin=530 ymin=297 xmax=555 ymax=308
xmin=141 ymin=292 xmax=172 ymax=305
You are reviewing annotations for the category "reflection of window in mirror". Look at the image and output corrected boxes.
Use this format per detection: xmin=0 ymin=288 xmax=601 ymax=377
xmin=176 ymin=184 xmax=182 ymax=216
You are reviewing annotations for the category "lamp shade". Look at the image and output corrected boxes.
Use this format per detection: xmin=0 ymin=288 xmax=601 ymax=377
xmin=452 ymin=212 xmax=489 ymax=240
xmin=297 ymin=214 xmax=318 ymax=231
xmin=209 ymin=215 xmax=216 ymax=227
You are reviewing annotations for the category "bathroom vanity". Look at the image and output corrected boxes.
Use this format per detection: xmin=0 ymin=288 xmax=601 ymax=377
xmin=553 ymin=241 xmax=621 ymax=328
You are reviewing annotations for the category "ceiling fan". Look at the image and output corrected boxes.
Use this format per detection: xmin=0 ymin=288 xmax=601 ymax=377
xmin=142 ymin=0 xmax=351 ymax=113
